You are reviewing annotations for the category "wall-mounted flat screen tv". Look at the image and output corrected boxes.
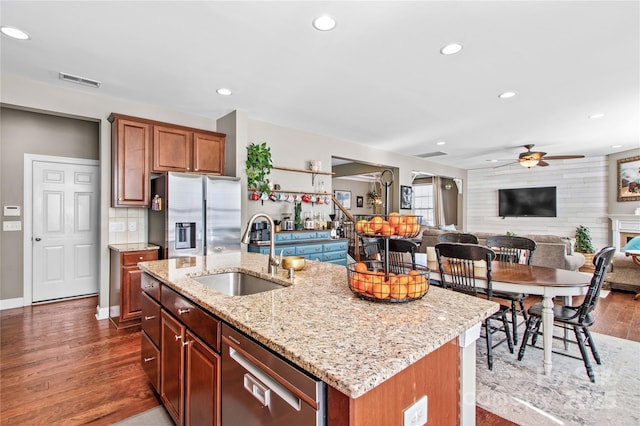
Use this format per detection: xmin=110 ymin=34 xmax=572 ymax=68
xmin=498 ymin=186 xmax=557 ymax=217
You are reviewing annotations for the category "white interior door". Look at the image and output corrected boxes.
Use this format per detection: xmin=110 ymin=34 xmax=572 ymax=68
xmin=32 ymin=160 xmax=99 ymax=302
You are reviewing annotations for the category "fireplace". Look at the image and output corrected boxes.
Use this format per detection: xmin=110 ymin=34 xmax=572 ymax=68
xmin=608 ymin=214 xmax=640 ymax=252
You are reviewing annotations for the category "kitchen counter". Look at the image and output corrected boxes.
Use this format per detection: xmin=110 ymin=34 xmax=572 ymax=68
xmin=108 ymin=242 xmax=160 ymax=253
xmin=139 ymin=252 xmax=498 ymax=401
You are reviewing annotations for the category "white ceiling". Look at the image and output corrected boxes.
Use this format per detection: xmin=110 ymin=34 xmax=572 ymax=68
xmin=1 ymin=1 xmax=638 ymax=170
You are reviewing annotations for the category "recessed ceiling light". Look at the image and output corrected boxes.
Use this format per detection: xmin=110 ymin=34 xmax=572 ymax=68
xmin=1 ymin=26 xmax=30 ymax=40
xmin=216 ymin=88 xmax=232 ymax=96
xmin=436 ymin=141 xmax=446 ymax=146
xmin=487 ymin=159 xmax=499 ymax=163
xmin=312 ymin=15 xmax=336 ymax=31
xmin=611 ymin=144 xmax=622 ymax=148
xmin=440 ymin=43 xmax=463 ymax=55
xmin=589 ymin=113 xmax=605 ymax=119
xmin=498 ymin=91 xmax=516 ymax=99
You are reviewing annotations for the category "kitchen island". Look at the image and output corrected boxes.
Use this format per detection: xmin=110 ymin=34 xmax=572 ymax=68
xmin=139 ymin=252 xmax=498 ymax=425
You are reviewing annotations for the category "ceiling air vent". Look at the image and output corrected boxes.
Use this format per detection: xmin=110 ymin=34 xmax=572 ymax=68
xmin=416 ymin=151 xmax=447 ymax=158
xmin=59 ymin=72 xmax=101 ymax=88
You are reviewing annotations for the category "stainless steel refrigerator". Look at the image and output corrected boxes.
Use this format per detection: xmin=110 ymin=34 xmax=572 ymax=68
xmin=148 ymin=172 xmax=241 ymax=259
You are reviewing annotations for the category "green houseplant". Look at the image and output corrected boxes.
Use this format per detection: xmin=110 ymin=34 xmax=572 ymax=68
xmin=575 ymin=225 xmax=596 ymax=254
xmin=246 ymin=142 xmax=273 ymax=194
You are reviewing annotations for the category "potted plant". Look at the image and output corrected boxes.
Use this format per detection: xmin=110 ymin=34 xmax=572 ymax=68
xmin=246 ymin=142 xmax=273 ymax=195
xmin=575 ymin=225 xmax=596 ymax=272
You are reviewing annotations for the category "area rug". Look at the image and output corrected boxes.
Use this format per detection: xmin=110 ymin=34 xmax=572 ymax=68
xmin=476 ymin=332 xmax=640 ymax=425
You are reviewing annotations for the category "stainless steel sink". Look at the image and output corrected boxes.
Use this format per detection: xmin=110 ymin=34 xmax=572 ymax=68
xmin=192 ymin=272 xmax=288 ymax=296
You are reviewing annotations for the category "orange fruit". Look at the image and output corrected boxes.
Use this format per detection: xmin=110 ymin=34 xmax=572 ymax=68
xmin=390 ymin=283 xmax=408 ymax=299
xmin=397 ymin=274 xmax=411 ymax=286
xmin=409 ymin=223 xmax=420 ymax=236
xmin=388 ymin=212 xmax=401 ymax=226
xmin=406 ymin=214 xmax=418 ymax=224
xmin=370 ymin=216 xmax=384 ymax=231
xmin=355 ymin=220 xmax=368 ymax=233
xmin=406 ymin=281 xmax=422 ymax=298
xmin=354 ymin=262 xmax=368 ymax=273
xmin=381 ymin=222 xmax=393 ymax=236
xmin=397 ymin=223 xmax=409 ymax=236
xmin=371 ymin=281 xmax=391 ymax=299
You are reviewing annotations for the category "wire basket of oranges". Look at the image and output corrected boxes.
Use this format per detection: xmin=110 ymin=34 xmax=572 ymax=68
xmin=353 ymin=213 xmax=422 ymax=238
xmin=346 ymin=260 xmax=430 ymax=303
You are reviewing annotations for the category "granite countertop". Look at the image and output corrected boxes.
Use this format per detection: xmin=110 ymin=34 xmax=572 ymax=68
xmin=108 ymin=243 xmax=160 ymax=252
xmin=139 ymin=252 xmax=498 ymax=399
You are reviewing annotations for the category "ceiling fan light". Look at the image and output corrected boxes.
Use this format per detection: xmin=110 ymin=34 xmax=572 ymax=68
xmin=520 ymin=158 xmax=539 ymax=168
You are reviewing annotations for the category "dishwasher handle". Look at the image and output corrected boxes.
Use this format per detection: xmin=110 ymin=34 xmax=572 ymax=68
xmin=230 ymin=347 xmax=302 ymax=412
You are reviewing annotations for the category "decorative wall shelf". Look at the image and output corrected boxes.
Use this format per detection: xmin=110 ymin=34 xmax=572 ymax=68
xmin=272 ymin=165 xmax=333 ymax=185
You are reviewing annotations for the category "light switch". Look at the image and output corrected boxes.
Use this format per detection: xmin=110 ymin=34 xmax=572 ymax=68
xmin=3 ymin=221 xmax=22 ymax=231
xmin=109 ymin=221 xmax=125 ymax=232
xmin=3 ymin=206 xmax=20 ymax=217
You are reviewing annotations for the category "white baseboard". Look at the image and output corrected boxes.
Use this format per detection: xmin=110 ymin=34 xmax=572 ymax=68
xmin=95 ymin=305 xmax=109 ymax=320
xmin=0 ymin=298 xmax=25 ymax=310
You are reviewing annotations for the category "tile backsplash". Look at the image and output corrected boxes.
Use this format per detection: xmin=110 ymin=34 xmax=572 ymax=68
xmin=108 ymin=208 xmax=147 ymax=244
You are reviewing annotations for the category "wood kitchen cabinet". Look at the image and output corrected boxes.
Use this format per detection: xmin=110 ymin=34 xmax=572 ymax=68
xmin=109 ymin=247 xmax=158 ymax=329
xmin=152 ymin=126 xmax=225 ymax=174
xmin=110 ymin=114 xmax=151 ymax=207
xmin=152 ymin=282 xmax=221 ymax=426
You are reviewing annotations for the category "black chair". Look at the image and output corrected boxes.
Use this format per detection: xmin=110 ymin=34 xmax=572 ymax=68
xmin=485 ymin=235 xmax=537 ymax=343
xmin=435 ymin=243 xmax=514 ymax=370
xmin=360 ymin=237 xmax=383 ymax=262
xmin=517 ymin=246 xmax=616 ymax=383
xmin=386 ymin=239 xmax=419 ymax=274
xmin=437 ymin=232 xmax=479 ymax=244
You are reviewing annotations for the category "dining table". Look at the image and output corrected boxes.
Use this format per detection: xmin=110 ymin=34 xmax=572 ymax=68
xmin=428 ymin=260 xmax=592 ymax=375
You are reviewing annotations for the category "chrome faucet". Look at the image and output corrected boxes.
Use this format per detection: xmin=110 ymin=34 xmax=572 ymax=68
xmin=241 ymin=213 xmax=280 ymax=275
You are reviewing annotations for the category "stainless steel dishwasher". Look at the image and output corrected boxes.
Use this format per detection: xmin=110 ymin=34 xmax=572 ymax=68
xmin=221 ymin=324 xmax=326 ymax=425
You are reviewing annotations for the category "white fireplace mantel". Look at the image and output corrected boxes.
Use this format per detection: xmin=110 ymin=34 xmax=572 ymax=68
xmin=608 ymin=214 xmax=640 ymax=252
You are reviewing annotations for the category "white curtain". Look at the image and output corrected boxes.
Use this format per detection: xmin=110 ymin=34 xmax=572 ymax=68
xmin=433 ymin=176 xmax=446 ymax=226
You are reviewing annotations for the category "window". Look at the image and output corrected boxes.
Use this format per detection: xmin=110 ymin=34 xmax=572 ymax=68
xmin=413 ymin=183 xmax=434 ymax=226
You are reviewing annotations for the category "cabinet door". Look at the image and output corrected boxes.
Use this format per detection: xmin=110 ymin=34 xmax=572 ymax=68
xmin=185 ymin=330 xmax=220 ymax=426
xmin=141 ymin=331 xmax=160 ymax=392
xmin=121 ymin=265 xmax=142 ymax=321
xmin=161 ymin=311 xmax=185 ymax=426
xmin=193 ymin=132 xmax=225 ymax=174
xmin=153 ymin=125 xmax=193 ymax=172
xmin=112 ymin=118 xmax=151 ymax=207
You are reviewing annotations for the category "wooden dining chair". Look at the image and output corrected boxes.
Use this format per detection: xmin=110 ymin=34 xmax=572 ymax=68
xmin=435 ymin=242 xmax=514 ymax=370
xmin=386 ymin=239 xmax=419 ymax=274
xmin=485 ymin=235 xmax=537 ymax=343
xmin=517 ymin=246 xmax=615 ymax=383
xmin=437 ymin=232 xmax=479 ymax=244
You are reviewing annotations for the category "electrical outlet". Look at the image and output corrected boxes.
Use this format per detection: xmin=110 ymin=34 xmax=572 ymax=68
xmin=403 ymin=396 xmax=427 ymax=426
xmin=128 ymin=220 xmax=137 ymax=232
xmin=109 ymin=221 xmax=125 ymax=232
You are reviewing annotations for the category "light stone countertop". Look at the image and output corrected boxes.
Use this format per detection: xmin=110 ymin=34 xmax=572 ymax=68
xmin=108 ymin=243 xmax=160 ymax=253
xmin=139 ymin=251 xmax=498 ymax=399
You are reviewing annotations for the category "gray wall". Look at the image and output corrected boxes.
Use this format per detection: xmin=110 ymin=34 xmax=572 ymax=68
xmin=0 ymin=107 xmax=99 ymax=299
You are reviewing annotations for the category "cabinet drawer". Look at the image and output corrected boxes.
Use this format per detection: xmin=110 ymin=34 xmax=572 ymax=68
xmin=323 ymin=241 xmax=348 ymax=252
xmin=161 ymin=286 xmax=220 ymax=352
xmin=291 ymin=232 xmax=316 ymax=241
xmin=141 ymin=292 xmax=161 ymax=345
xmin=141 ymin=331 xmax=160 ymax=392
xmin=274 ymin=233 xmax=292 ymax=242
xmin=275 ymin=246 xmax=296 ymax=256
xmin=316 ymin=231 xmax=331 ymax=239
xmin=141 ymin=273 xmax=161 ymax=301
xmin=122 ymin=250 xmax=157 ymax=266
xmin=295 ymin=244 xmax=322 ymax=255
xmin=322 ymin=251 xmax=346 ymax=261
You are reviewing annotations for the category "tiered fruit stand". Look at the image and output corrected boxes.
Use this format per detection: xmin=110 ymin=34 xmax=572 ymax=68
xmin=346 ymin=169 xmax=429 ymax=302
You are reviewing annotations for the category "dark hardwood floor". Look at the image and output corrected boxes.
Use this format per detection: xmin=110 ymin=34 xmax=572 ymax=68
xmin=1 ymin=290 xmax=638 ymax=425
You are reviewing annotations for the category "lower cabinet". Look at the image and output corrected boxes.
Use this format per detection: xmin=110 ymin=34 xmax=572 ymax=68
xmin=141 ymin=275 xmax=220 ymax=426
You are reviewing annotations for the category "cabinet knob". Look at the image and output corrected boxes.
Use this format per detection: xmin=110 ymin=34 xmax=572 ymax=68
xmin=182 ymin=340 xmax=191 ymax=347
xmin=143 ymin=357 xmax=156 ymax=363
xmin=139 ymin=256 xmax=144 ymax=260
xmin=144 ymin=315 xmax=156 ymax=320
xmin=177 ymin=308 xmax=191 ymax=315
xmin=174 ymin=335 xmax=182 ymax=341
xmin=194 ymin=168 xmax=199 ymax=171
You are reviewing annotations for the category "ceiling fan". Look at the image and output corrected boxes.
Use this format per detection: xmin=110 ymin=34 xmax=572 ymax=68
xmin=498 ymin=144 xmax=585 ymax=168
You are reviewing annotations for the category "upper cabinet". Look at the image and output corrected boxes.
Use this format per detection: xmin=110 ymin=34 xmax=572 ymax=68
xmin=152 ymin=127 xmax=225 ymax=174
xmin=110 ymin=114 xmax=152 ymax=207
xmin=110 ymin=113 xmax=226 ymax=207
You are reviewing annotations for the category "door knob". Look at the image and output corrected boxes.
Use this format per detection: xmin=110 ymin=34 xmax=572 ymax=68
xmin=35 ymin=237 xmax=42 ymax=241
